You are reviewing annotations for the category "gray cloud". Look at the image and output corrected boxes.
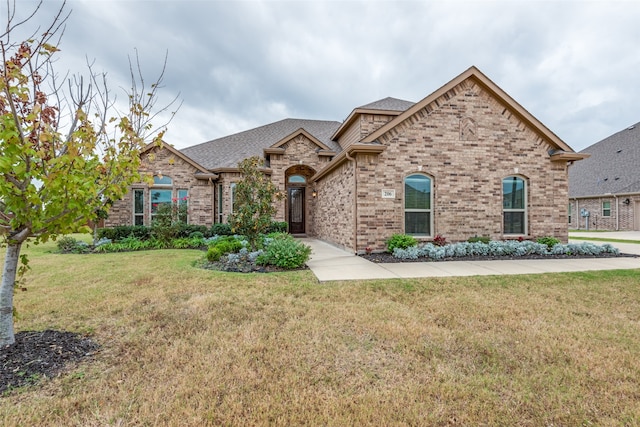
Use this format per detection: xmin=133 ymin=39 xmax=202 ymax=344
xmin=10 ymin=0 xmax=640 ymax=151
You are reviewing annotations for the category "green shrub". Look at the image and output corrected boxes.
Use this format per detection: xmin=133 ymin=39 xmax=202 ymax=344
xmin=210 ymin=223 xmax=233 ymax=236
xmin=537 ymin=236 xmax=560 ymax=250
xmin=256 ymin=235 xmax=311 ymax=269
xmin=266 ymin=221 xmax=288 ymax=234
xmin=188 ymin=231 xmax=204 ymax=239
xmin=468 ymin=235 xmax=491 ymax=244
xmin=172 ymin=237 xmax=206 ymax=249
xmin=98 ymin=226 xmax=151 ymax=242
xmin=386 ymin=234 xmax=417 ymax=252
xmin=176 ymin=224 xmax=210 ymax=238
xmin=56 ymin=236 xmax=90 ymax=254
xmin=213 ymin=238 xmax=243 ymax=255
xmin=206 ymin=247 xmax=223 ymax=262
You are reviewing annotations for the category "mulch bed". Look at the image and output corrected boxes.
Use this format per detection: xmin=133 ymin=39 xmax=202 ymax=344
xmin=0 ymin=330 xmax=99 ymax=394
xmin=360 ymin=252 xmax=638 ymax=264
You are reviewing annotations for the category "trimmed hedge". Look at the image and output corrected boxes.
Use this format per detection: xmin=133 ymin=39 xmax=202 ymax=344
xmin=97 ymin=226 xmax=151 ymax=242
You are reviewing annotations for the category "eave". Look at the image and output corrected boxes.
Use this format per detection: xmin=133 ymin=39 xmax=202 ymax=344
xmin=194 ymin=173 xmax=219 ymax=180
xmin=549 ymin=151 xmax=590 ymax=162
xmin=210 ymin=167 xmax=273 ymax=176
xmin=311 ymin=143 xmax=386 ymax=182
xmin=331 ymin=108 xmax=404 ymax=141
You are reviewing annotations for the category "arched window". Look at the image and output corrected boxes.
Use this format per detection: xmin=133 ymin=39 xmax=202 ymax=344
xmin=404 ymin=174 xmax=432 ymax=236
xmin=503 ymin=176 xmax=526 ymax=234
xmin=288 ymin=175 xmax=306 ymax=184
xmin=153 ymin=175 xmax=173 ymax=185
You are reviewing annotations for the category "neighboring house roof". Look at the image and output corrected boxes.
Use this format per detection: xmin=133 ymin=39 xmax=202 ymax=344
xmin=181 ymin=118 xmax=342 ymax=170
xmin=569 ymin=122 xmax=640 ymax=197
xmin=362 ymin=66 xmax=584 ymax=162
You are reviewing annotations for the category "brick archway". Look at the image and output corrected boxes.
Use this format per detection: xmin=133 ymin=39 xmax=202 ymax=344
xmin=285 ymin=165 xmax=316 ymax=235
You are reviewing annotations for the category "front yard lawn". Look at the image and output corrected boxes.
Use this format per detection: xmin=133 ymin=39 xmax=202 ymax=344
xmin=1 ymin=238 xmax=639 ymax=425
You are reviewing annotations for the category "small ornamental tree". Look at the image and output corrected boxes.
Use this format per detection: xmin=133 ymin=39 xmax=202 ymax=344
xmin=228 ymin=156 xmax=284 ymax=250
xmin=0 ymin=2 xmax=177 ymax=345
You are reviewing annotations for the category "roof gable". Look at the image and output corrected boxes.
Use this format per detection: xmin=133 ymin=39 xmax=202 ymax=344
xmin=361 ymin=66 xmax=577 ymax=156
xmin=141 ymin=142 xmax=210 ymax=174
xmin=331 ymin=97 xmax=414 ymax=141
xmin=270 ymin=128 xmax=333 ymax=152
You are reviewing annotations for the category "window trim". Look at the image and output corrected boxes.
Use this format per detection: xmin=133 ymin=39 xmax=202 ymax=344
xmin=177 ymin=189 xmax=188 ymax=224
xmin=403 ymin=173 xmax=433 ymax=237
xmin=230 ymin=182 xmax=237 ymax=215
xmin=602 ymin=200 xmax=611 ymax=217
xmin=217 ymin=184 xmax=223 ymax=223
xmin=502 ymin=175 xmax=527 ymax=235
xmin=133 ymin=188 xmax=145 ymax=226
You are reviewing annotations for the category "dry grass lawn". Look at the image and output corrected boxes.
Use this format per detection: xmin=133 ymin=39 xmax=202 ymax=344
xmin=1 ymin=237 xmax=639 ymax=426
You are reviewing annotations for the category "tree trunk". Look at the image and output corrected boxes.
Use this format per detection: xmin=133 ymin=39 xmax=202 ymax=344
xmin=0 ymin=243 xmax=22 ymax=346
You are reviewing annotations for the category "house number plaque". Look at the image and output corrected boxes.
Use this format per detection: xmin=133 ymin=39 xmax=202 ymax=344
xmin=381 ymin=189 xmax=395 ymax=199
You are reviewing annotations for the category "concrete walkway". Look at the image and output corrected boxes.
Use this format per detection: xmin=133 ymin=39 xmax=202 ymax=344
xmin=302 ymin=236 xmax=640 ymax=282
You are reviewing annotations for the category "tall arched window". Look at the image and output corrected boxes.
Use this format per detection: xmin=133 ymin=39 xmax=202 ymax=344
xmin=503 ymin=176 xmax=526 ymax=235
xmin=404 ymin=174 xmax=432 ymax=236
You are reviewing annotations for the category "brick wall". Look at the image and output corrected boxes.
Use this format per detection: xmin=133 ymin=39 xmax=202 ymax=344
xmin=570 ymin=195 xmax=640 ymax=230
xmin=314 ymin=160 xmax=356 ymax=251
xmin=325 ymin=79 xmax=573 ymax=252
xmin=105 ymin=146 xmax=215 ymax=227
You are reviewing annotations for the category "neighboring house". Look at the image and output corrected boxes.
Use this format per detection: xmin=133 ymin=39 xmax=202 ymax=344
xmin=106 ymin=66 xmax=586 ymax=253
xmin=568 ymin=122 xmax=640 ymax=231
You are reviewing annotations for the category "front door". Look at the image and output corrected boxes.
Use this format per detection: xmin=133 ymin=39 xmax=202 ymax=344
xmin=288 ymin=187 xmax=305 ymax=234
xmin=635 ymin=201 xmax=640 ymax=231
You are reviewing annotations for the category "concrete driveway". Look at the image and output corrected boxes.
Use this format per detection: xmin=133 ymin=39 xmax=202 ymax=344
xmin=569 ymin=231 xmax=640 ymax=255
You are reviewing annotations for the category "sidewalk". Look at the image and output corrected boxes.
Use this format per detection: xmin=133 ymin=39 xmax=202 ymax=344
xmin=303 ymin=237 xmax=640 ymax=283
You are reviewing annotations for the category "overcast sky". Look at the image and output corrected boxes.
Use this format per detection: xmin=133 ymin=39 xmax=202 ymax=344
xmin=10 ymin=0 xmax=640 ymax=152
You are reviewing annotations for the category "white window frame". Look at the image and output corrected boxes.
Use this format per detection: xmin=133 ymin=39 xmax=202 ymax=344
xmin=602 ymin=201 xmax=611 ymax=217
xmin=403 ymin=173 xmax=433 ymax=237
xmin=133 ymin=188 xmax=144 ymax=226
xmin=217 ymin=184 xmax=223 ymax=223
xmin=502 ymin=176 xmax=527 ymax=235
xmin=230 ymin=182 xmax=237 ymax=215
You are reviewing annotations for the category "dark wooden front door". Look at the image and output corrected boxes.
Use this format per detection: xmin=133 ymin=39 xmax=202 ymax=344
xmin=288 ymin=187 xmax=305 ymax=234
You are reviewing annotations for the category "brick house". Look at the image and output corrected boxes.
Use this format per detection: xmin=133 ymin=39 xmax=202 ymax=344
xmin=106 ymin=66 xmax=586 ymax=253
xmin=568 ymin=122 xmax=640 ymax=231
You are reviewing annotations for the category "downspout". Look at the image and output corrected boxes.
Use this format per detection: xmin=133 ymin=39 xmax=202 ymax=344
xmin=614 ymin=194 xmax=619 ymax=231
xmin=345 ymin=151 xmax=358 ymax=254
xmin=575 ymin=198 xmax=579 ymax=230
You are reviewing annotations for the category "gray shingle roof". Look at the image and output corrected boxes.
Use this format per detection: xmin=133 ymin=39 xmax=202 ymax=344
xmin=569 ymin=122 xmax=640 ymax=197
xmin=180 ymin=118 xmax=342 ymax=170
xmin=357 ymin=96 xmax=414 ymax=112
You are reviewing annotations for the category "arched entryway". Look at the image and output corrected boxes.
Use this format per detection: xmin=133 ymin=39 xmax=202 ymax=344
xmin=285 ymin=165 xmax=316 ymax=235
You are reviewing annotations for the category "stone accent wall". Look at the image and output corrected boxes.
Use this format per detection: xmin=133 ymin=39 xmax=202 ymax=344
xmin=105 ymin=147 xmax=215 ymax=227
xmin=569 ymin=195 xmax=640 ymax=231
xmin=340 ymin=79 xmax=573 ymax=252
xmin=268 ymin=134 xmax=332 ymax=228
xmin=314 ymin=160 xmax=356 ymax=251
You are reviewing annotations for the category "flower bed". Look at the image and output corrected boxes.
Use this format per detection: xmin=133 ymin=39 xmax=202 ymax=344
xmin=362 ymin=240 xmax=628 ymax=263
